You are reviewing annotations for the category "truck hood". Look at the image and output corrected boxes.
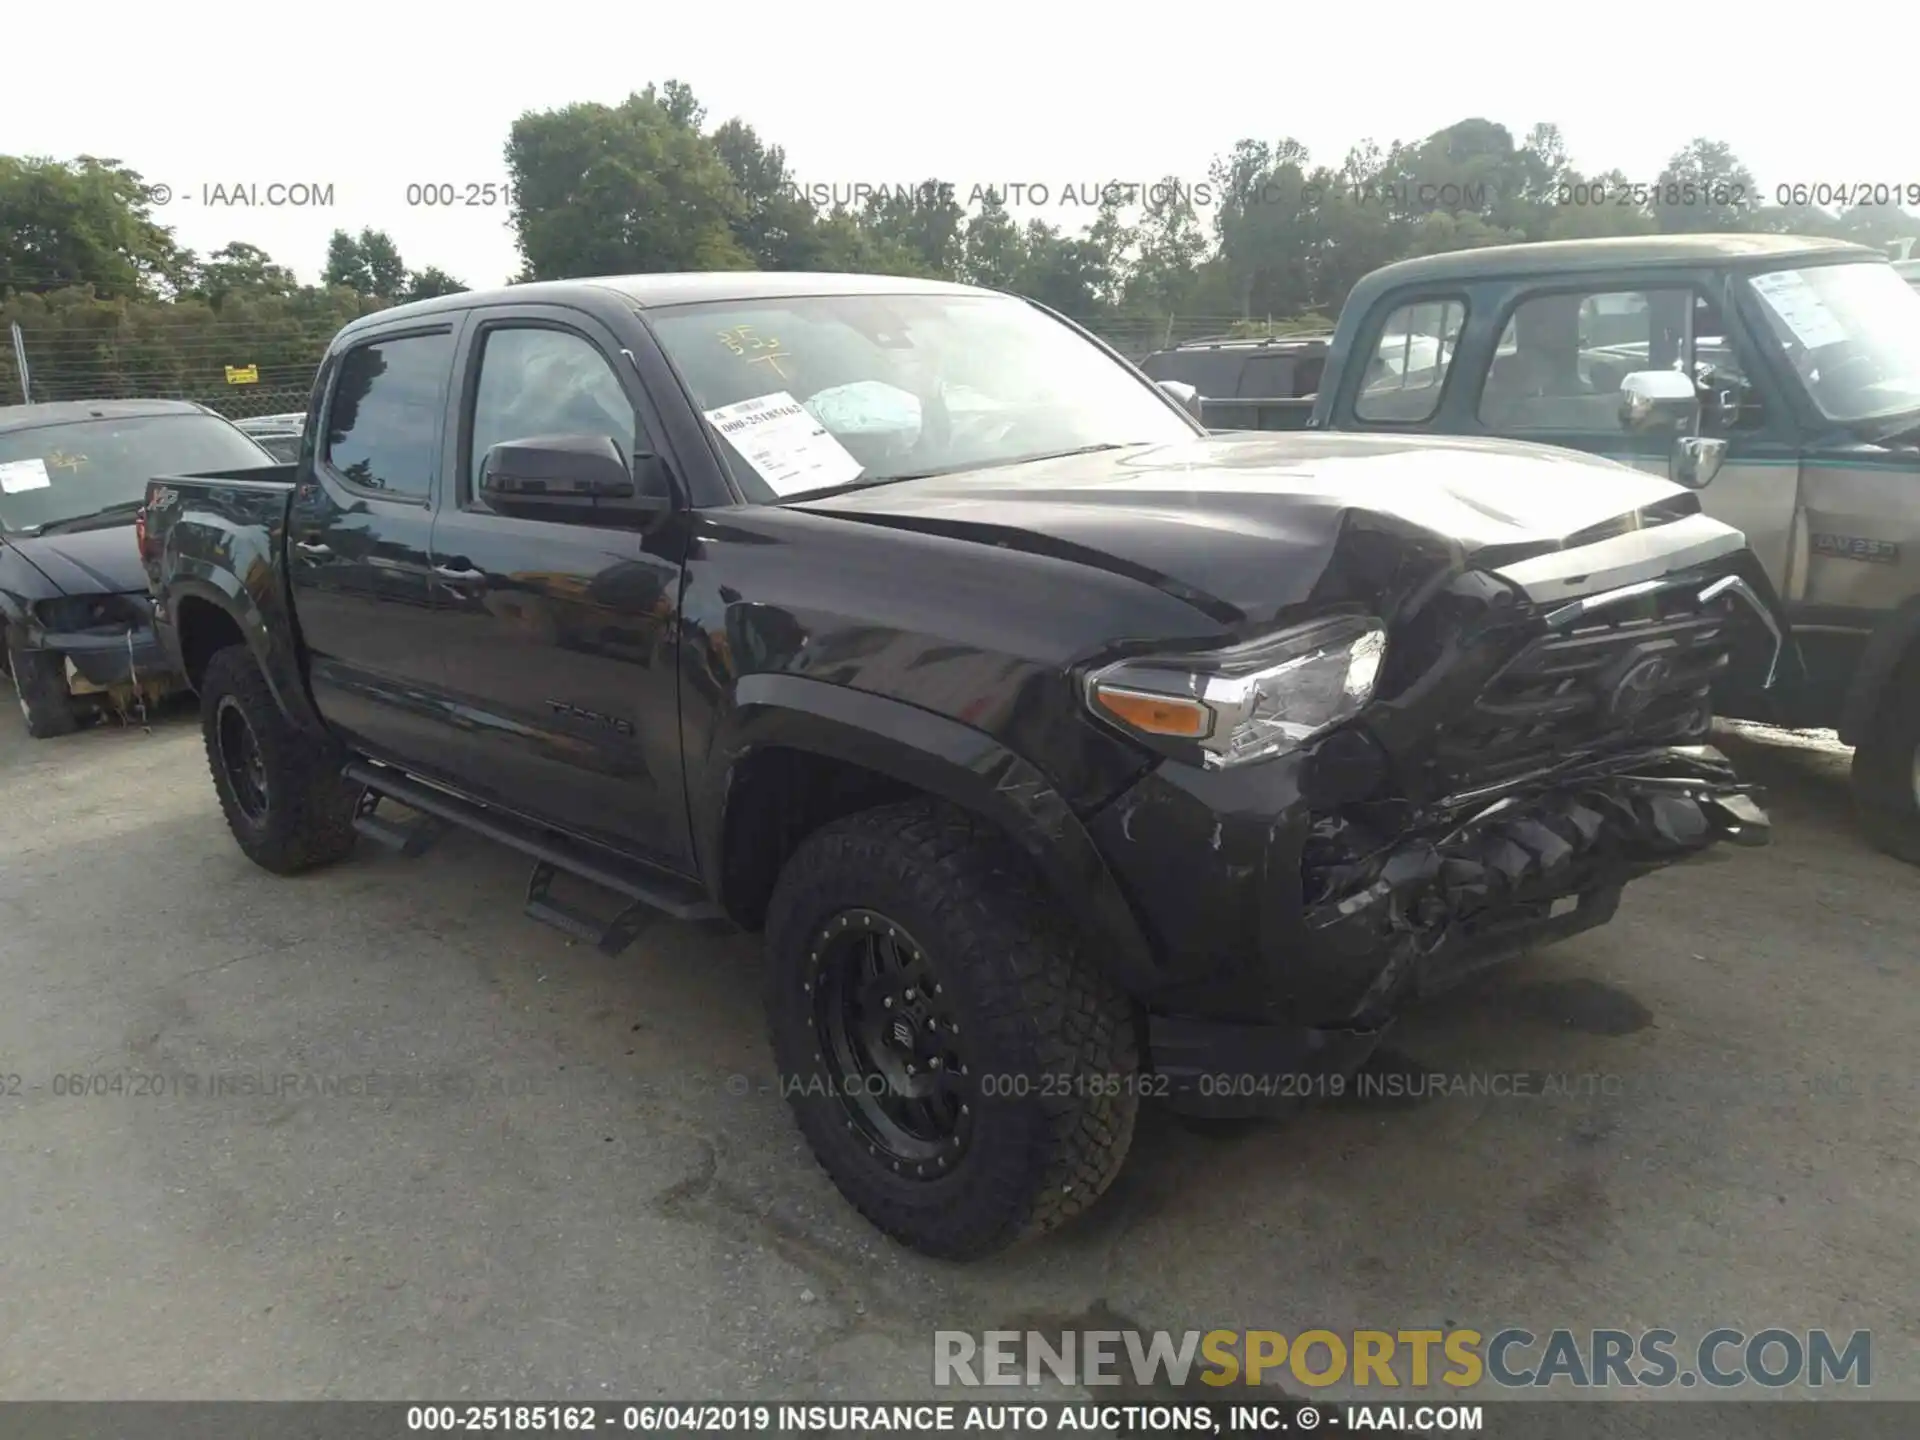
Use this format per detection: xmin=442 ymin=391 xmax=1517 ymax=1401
xmin=795 ymin=431 xmax=1709 ymax=623
xmin=1 ymin=523 xmax=147 ymax=597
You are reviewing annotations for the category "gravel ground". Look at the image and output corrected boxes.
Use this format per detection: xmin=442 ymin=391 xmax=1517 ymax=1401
xmin=0 ymin=707 xmax=1913 ymax=1402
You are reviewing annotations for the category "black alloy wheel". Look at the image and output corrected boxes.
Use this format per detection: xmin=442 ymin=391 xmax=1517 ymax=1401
xmin=809 ymin=909 xmax=972 ymax=1179
xmin=764 ymin=799 xmax=1141 ymax=1260
xmin=215 ymin=694 xmax=270 ymax=823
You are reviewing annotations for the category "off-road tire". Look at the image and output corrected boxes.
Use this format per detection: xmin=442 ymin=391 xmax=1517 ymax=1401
xmin=764 ymin=800 xmax=1140 ymax=1260
xmin=5 ymin=632 xmax=80 ymax=739
xmin=199 ymin=645 xmax=361 ymax=874
xmin=1852 ymin=660 xmax=1920 ymax=865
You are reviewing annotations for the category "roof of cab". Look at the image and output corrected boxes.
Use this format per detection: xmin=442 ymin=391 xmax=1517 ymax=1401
xmin=335 ymin=270 xmax=999 ymax=340
xmin=0 ymin=397 xmax=209 ymax=435
xmin=1350 ymin=232 xmax=1880 ymax=297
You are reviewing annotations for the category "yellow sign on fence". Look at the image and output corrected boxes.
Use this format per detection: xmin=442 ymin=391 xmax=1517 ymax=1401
xmin=225 ymin=364 xmax=259 ymax=385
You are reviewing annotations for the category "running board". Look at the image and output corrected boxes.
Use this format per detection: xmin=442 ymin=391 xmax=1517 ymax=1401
xmin=352 ymin=789 xmax=444 ymax=856
xmin=342 ymin=761 xmax=726 ymax=951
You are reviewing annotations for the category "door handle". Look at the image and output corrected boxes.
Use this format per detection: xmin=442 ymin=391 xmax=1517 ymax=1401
xmin=294 ymin=540 xmax=332 ymax=558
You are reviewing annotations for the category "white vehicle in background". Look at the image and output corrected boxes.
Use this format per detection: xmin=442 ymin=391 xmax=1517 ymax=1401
xmin=233 ymin=412 xmax=307 ymax=463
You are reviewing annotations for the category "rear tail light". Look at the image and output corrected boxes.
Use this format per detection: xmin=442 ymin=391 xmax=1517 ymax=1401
xmin=134 ymin=506 xmax=150 ymax=561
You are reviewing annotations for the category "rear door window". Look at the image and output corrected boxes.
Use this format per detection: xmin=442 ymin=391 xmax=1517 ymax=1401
xmin=1354 ymin=300 xmax=1466 ymax=422
xmin=322 ymin=332 xmax=455 ymax=500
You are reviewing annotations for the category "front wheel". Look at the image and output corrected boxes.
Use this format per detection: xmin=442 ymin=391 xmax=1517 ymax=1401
xmin=764 ymin=801 xmax=1140 ymax=1260
xmin=5 ymin=634 xmax=80 ymax=739
xmin=198 ymin=645 xmax=361 ymax=874
xmin=1852 ymin=661 xmax=1920 ymax=865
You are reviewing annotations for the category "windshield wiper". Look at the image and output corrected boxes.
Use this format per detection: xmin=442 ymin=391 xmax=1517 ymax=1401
xmin=789 ymin=443 xmax=1149 ymax=502
xmin=1860 ymin=411 xmax=1920 ymax=445
xmin=33 ymin=499 xmax=147 ymax=536
xmin=781 ymin=475 xmax=900 ymax=501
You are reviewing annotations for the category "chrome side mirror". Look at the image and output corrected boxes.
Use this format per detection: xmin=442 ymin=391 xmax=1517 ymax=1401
xmin=1671 ymin=435 xmax=1727 ymax=490
xmin=1619 ymin=369 xmax=1700 ymax=433
xmin=1157 ymin=379 xmax=1206 ymax=423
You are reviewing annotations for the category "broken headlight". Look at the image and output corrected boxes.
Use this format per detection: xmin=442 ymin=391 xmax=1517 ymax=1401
xmin=35 ymin=594 xmax=142 ymax=632
xmin=1085 ymin=614 xmax=1387 ymax=769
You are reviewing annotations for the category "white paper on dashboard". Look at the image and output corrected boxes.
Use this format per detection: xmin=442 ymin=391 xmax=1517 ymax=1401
xmin=1749 ymin=271 xmax=1847 ymax=350
xmin=0 ymin=458 xmax=52 ymax=493
xmin=703 ymin=391 xmax=864 ymax=497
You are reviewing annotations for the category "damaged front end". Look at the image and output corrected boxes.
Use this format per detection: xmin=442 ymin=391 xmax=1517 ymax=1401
xmin=1307 ymin=744 xmax=1767 ymax=1025
xmin=1306 ymin=558 xmax=1780 ymax=1023
xmin=1100 ymin=544 xmax=1783 ymax=1114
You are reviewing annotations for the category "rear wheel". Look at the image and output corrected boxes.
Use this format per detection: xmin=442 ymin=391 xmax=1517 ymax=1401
xmin=1852 ymin=660 xmax=1920 ymax=865
xmin=199 ymin=645 xmax=361 ymax=874
xmin=5 ymin=633 xmax=80 ymax=739
xmin=764 ymin=800 xmax=1139 ymax=1260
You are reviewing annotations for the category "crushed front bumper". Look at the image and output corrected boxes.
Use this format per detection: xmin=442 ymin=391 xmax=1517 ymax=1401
xmin=1305 ymin=745 xmax=1766 ymax=1022
xmin=1096 ymin=743 xmax=1766 ymax=1117
xmin=36 ymin=625 xmax=180 ymax=701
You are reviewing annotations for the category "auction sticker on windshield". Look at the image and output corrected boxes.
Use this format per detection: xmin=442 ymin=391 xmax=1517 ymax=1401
xmin=704 ymin=391 xmax=863 ymax=497
xmin=1749 ymin=270 xmax=1847 ymax=349
xmin=0 ymin=458 xmax=52 ymax=494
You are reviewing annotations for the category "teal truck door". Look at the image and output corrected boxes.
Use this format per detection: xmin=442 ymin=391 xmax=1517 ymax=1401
xmin=1468 ymin=281 xmax=1800 ymax=596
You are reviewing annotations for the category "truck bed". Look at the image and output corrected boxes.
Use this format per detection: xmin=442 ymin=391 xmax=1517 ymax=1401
xmin=142 ymin=464 xmax=303 ymax=693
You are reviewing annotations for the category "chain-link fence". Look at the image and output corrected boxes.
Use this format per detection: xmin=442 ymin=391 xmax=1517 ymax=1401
xmin=0 ymin=312 xmax=1310 ymax=414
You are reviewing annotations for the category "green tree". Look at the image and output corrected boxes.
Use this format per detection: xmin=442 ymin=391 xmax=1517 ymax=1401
xmin=1654 ymin=139 xmax=1758 ymax=232
xmin=0 ymin=155 xmax=182 ymax=298
xmin=1015 ymin=220 xmax=1114 ymax=316
xmin=960 ymin=189 xmax=1025 ymax=290
xmin=189 ymin=242 xmax=301 ymax=307
xmin=858 ymin=181 xmax=966 ymax=278
xmin=1121 ymin=178 xmax=1209 ymax=316
xmin=710 ymin=118 xmax=824 ymax=270
xmin=403 ymin=266 xmax=467 ymax=301
xmin=506 ymin=88 xmax=751 ymax=280
xmin=322 ymin=229 xmax=364 ymax=290
xmin=322 ymin=227 xmax=410 ymax=297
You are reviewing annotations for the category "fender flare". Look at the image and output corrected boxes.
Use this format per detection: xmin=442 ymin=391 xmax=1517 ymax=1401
xmin=1839 ymin=594 xmax=1920 ymax=745
xmin=0 ymin=547 xmax=57 ymax=648
xmin=164 ymin=570 xmax=328 ymax=737
xmin=699 ymin=673 xmax=1163 ymax=994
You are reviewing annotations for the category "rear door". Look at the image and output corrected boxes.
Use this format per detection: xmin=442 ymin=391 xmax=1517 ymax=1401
xmin=422 ymin=304 xmax=694 ymax=871
xmin=288 ymin=318 xmax=462 ymax=764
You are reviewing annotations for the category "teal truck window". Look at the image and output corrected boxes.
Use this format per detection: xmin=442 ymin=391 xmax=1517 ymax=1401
xmin=1354 ymin=300 xmax=1464 ymax=423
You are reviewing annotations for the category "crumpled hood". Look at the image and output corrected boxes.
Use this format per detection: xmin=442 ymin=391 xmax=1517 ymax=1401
xmin=2 ymin=523 xmax=147 ymax=597
xmin=796 ymin=431 xmax=1702 ymax=623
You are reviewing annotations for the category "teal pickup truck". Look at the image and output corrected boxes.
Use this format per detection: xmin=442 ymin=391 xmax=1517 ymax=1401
xmin=1298 ymin=234 xmax=1920 ymax=862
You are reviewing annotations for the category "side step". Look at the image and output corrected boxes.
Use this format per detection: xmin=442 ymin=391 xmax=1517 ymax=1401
xmin=343 ymin=761 xmax=727 ymax=954
xmin=352 ymin=789 xmax=444 ymax=856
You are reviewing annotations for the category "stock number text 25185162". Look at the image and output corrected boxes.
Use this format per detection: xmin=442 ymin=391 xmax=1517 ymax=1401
xmin=405 ymin=183 xmax=516 ymax=208
xmin=1555 ymin=181 xmax=1749 ymax=209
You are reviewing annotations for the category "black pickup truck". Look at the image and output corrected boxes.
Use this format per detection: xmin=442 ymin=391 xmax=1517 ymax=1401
xmin=143 ymin=271 xmax=1778 ymax=1259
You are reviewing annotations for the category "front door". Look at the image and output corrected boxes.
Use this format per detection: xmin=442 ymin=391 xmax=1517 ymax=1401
xmin=288 ymin=323 xmax=461 ymax=765
xmin=424 ymin=309 xmax=692 ymax=871
xmin=1461 ymin=281 xmax=1802 ymax=594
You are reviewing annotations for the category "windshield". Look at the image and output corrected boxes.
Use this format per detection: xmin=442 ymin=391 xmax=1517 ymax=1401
xmin=1743 ymin=262 xmax=1920 ymax=425
xmin=0 ymin=412 xmax=271 ymax=534
xmin=645 ymin=292 xmax=1197 ymax=501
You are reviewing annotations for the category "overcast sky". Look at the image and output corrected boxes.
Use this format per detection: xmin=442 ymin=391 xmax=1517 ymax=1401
xmin=6 ymin=2 xmax=1902 ymax=288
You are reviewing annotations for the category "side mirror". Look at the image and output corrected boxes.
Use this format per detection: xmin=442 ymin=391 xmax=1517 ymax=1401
xmin=1619 ymin=370 xmax=1700 ymax=433
xmin=1671 ymin=435 xmax=1728 ymax=490
xmin=479 ymin=434 xmax=671 ymax=528
xmin=1157 ymin=379 xmax=1207 ymax=423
